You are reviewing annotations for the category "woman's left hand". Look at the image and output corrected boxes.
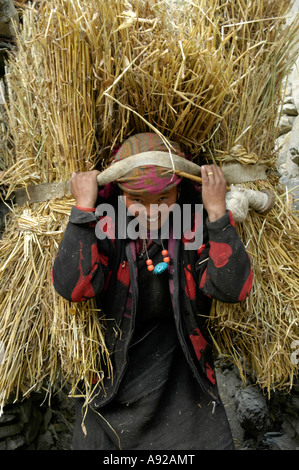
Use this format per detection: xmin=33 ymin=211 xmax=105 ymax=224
xmin=201 ymin=165 xmax=227 ymax=222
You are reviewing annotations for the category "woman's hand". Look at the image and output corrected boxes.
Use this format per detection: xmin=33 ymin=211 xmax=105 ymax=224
xmin=70 ymin=170 xmax=100 ymax=208
xmin=201 ymin=165 xmax=227 ymax=222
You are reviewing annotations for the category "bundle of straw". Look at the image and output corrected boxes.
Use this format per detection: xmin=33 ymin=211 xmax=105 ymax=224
xmin=210 ymin=180 xmax=299 ymax=393
xmin=0 ymin=0 xmax=298 ymax=410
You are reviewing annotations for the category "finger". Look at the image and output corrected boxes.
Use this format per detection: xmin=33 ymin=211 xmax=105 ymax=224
xmin=207 ymin=165 xmax=225 ymax=185
xmin=214 ymin=166 xmax=228 ymax=189
xmin=205 ymin=165 xmax=216 ymax=184
xmin=219 ymin=166 xmax=227 ymax=184
xmin=213 ymin=165 xmax=222 ymax=183
xmin=201 ymin=165 xmax=209 ymax=184
xmin=214 ymin=165 xmax=224 ymax=179
xmin=88 ymin=169 xmax=100 ymax=179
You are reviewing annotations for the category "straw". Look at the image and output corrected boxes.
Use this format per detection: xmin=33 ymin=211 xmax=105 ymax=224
xmin=209 ymin=177 xmax=299 ymax=394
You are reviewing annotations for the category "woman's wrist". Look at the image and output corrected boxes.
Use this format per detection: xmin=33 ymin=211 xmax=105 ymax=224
xmin=74 ymin=197 xmax=96 ymax=211
xmin=75 ymin=205 xmax=96 ymax=212
xmin=206 ymin=206 xmax=227 ymax=222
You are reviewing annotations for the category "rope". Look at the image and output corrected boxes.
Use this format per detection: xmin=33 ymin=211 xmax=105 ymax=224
xmin=225 ymin=187 xmax=274 ymax=222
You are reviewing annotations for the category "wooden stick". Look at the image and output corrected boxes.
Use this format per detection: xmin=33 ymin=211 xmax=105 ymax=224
xmin=174 ymin=170 xmax=231 ymax=191
xmin=13 ymin=170 xmax=231 ymax=206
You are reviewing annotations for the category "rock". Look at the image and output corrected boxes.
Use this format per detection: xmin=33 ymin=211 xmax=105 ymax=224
xmin=0 ymin=79 xmax=4 ymax=104
xmin=0 ymin=0 xmax=18 ymax=76
xmin=215 ymin=361 xmax=299 ymax=450
xmin=235 ymin=386 xmax=269 ymax=438
xmin=0 ymin=422 xmax=23 ymax=439
xmin=276 ymin=115 xmax=299 ymax=209
xmin=290 ymin=395 xmax=299 ymax=412
xmin=282 ymin=417 xmax=297 ymax=439
xmin=6 ymin=435 xmax=26 ymax=450
xmin=275 ymin=131 xmax=291 ymax=169
xmin=283 ymin=94 xmax=296 ymax=105
xmin=292 ymin=57 xmax=299 ymax=114
xmin=18 ymin=399 xmax=32 ymax=425
xmin=0 ymin=201 xmax=10 ymax=234
xmin=282 ymin=102 xmax=298 ymax=116
xmin=0 ymin=413 xmax=15 ymax=424
xmin=54 ymin=430 xmax=73 ymax=450
xmin=41 ymin=406 xmax=53 ymax=433
xmin=215 ymin=364 xmax=246 ymax=449
xmin=0 ymin=388 xmax=75 ymax=450
xmin=23 ymin=405 xmax=43 ymax=445
xmin=264 ymin=433 xmax=299 ymax=450
xmin=36 ymin=430 xmax=55 ymax=450
xmin=277 ymin=115 xmax=296 ymax=136
xmin=288 ymin=115 xmax=299 ymax=165
xmin=0 ymin=0 xmax=18 ymax=39
xmin=293 ymin=383 xmax=299 ymax=394
xmin=279 ymin=176 xmax=299 ymax=210
xmin=0 ymin=440 xmax=6 ymax=450
xmin=286 ymin=153 xmax=299 ymax=177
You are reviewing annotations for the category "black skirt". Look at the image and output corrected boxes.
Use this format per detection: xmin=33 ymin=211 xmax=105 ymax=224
xmin=72 ymin=319 xmax=234 ymax=450
xmin=72 ymin=245 xmax=234 ymax=450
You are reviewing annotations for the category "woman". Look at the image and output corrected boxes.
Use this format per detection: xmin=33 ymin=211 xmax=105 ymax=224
xmin=52 ymin=133 xmax=252 ymax=450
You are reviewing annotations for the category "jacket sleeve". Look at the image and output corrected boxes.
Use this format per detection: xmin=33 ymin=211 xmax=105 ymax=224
xmin=51 ymin=207 xmax=112 ymax=302
xmin=195 ymin=210 xmax=253 ymax=303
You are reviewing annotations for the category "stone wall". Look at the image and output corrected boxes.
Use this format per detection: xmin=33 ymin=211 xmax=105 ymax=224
xmin=216 ymin=363 xmax=299 ymax=450
xmin=0 ymin=390 xmax=75 ymax=450
xmin=275 ymin=1 xmax=299 ymax=209
xmin=0 ymin=0 xmax=18 ymax=76
xmin=275 ymin=58 xmax=299 ymax=210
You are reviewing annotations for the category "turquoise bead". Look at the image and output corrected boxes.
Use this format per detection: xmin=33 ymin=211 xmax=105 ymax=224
xmin=154 ymin=262 xmax=168 ymax=275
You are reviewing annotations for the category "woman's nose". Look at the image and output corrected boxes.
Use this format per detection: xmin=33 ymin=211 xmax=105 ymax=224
xmin=146 ymin=205 xmax=159 ymax=218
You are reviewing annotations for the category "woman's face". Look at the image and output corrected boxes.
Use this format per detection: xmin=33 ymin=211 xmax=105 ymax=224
xmin=122 ymin=186 xmax=178 ymax=230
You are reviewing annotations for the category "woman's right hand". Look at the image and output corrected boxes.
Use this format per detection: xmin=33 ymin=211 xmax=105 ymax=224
xmin=201 ymin=165 xmax=227 ymax=222
xmin=70 ymin=170 xmax=100 ymax=208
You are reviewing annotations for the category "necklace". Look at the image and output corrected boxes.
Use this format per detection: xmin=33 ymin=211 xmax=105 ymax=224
xmin=143 ymin=239 xmax=170 ymax=275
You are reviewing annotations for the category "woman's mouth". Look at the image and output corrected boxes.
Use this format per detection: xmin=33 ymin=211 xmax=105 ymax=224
xmin=146 ymin=216 xmax=159 ymax=223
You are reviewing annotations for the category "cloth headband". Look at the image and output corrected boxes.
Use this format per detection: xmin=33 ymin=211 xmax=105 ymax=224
xmin=113 ymin=132 xmax=185 ymax=195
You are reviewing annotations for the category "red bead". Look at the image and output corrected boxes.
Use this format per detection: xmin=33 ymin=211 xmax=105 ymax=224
xmin=161 ymin=249 xmax=168 ymax=256
xmin=163 ymin=257 xmax=170 ymax=263
xmin=147 ymin=264 xmax=155 ymax=272
xmin=146 ymin=259 xmax=153 ymax=266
